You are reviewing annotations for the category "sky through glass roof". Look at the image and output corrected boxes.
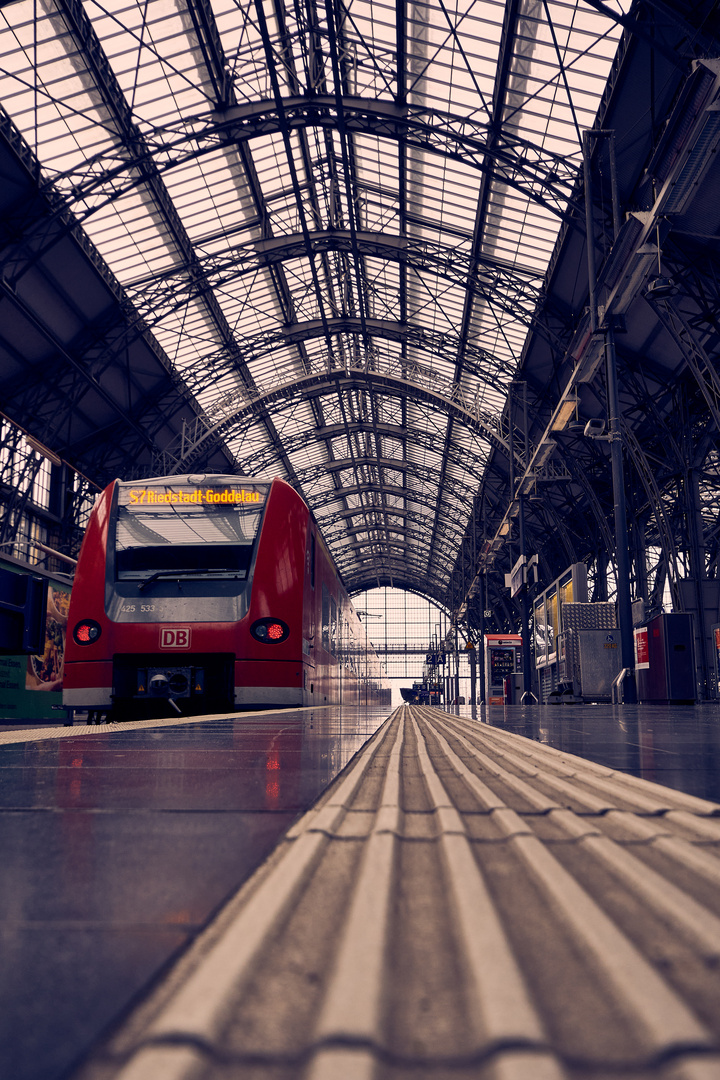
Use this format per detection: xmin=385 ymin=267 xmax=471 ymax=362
xmin=0 ymin=0 xmax=628 ymax=600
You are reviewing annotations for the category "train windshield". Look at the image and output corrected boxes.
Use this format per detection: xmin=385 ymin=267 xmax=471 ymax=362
xmin=113 ymin=481 xmax=270 ymax=583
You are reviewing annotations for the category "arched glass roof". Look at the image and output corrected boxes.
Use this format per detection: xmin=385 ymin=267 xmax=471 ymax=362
xmin=0 ymin=0 xmax=635 ymax=601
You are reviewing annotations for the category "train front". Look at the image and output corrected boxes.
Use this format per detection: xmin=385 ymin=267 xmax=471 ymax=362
xmin=63 ymin=475 xmax=275 ymax=720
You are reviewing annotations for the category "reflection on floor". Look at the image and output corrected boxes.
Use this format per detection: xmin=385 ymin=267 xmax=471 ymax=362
xmin=0 ymin=706 xmax=389 ymax=1080
xmin=455 ymin=701 xmax=720 ymax=802
xmin=71 ymin=705 xmax=720 ymax=1080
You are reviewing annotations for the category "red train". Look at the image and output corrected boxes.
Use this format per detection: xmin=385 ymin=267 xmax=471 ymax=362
xmin=63 ymin=475 xmax=390 ymax=720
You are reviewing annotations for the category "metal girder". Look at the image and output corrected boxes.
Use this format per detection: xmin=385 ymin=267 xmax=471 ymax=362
xmin=621 ymin=425 xmax=683 ymax=610
xmin=0 ymin=111 xmax=127 ymax=307
xmin=0 ymin=436 xmax=45 ymax=547
xmin=173 ymin=319 xmax=511 ymax=399
xmin=210 ymin=98 xmax=580 ymax=216
xmin=341 ymin=553 xmax=451 ymax=588
xmin=154 ymin=367 xmax=508 ymax=476
xmin=319 ymin=513 xmax=467 ymax=567
xmin=0 ymin=280 xmax=157 ymax=455
xmin=51 ymin=0 xmax=305 ymax=500
xmin=334 ymin=538 xmax=459 ymax=576
xmin=325 ymin=522 xmax=457 ymax=556
xmin=0 ymin=3 xmax=567 ymax=602
xmin=242 ymin=422 xmax=491 ymax=485
xmin=322 ymin=510 xmax=466 ymax=559
xmin=47 ymin=97 xmax=580 ymax=229
xmin=645 ymin=293 xmax=720 ymax=435
xmin=445 ymin=54 xmax=720 ymax=623
xmin=580 ymin=0 xmax=706 ymax=68
xmin=309 ymin=489 xmax=473 ymax=581
xmin=426 ymin=0 xmax=531 ymax=583
xmin=185 ymin=0 xmax=237 ymax=108
xmin=346 ymin=574 xmax=449 ymax=606
xmin=0 ymin=293 xmax=222 ymax=479
xmin=309 ymin=480 xmax=472 ymax=517
xmin=125 ymin=231 xmax=546 ymax=335
xmin=310 ymin=505 xmax=474 ymax=580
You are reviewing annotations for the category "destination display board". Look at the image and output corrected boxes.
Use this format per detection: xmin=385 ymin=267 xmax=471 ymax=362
xmin=114 ymin=480 xmax=271 ymax=564
xmin=119 ymin=484 xmax=266 ymax=507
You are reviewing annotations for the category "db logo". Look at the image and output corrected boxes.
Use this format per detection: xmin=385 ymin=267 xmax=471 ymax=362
xmin=160 ymin=627 xmax=191 ymax=649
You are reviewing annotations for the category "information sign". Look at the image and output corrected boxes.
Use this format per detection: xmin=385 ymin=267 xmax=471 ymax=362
xmin=634 ymin=626 xmax=649 ymax=669
xmin=489 ymin=647 xmax=516 ymax=686
xmin=509 ymin=555 xmax=527 ymax=598
xmin=121 ymin=485 xmax=264 ymax=507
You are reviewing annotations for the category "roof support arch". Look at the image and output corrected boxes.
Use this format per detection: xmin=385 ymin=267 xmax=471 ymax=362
xmin=49 ymin=97 xmax=581 ymax=230
xmin=155 ymin=368 xmax=512 ymax=475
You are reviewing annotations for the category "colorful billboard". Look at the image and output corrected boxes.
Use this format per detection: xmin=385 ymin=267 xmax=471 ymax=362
xmin=0 ymin=563 xmax=70 ymax=721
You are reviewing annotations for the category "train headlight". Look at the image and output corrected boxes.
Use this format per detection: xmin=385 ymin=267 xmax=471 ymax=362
xmin=73 ymin=619 xmax=102 ymax=646
xmin=251 ymin=617 xmax=290 ymax=644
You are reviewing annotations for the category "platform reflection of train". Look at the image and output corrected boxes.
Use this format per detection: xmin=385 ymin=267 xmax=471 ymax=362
xmin=63 ymin=475 xmax=390 ymax=720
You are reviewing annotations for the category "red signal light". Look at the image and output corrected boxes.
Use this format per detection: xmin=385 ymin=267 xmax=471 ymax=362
xmin=73 ymin=620 xmax=101 ymax=646
xmin=250 ymin=618 xmax=290 ymax=644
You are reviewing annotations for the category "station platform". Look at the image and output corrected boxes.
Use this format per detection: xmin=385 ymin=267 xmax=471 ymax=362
xmin=61 ymin=703 xmax=720 ymax=1080
xmin=0 ymin=705 xmax=389 ymax=1080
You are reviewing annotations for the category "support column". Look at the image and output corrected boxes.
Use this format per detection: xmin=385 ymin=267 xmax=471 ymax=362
xmin=478 ymin=573 xmax=486 ymax=705
xmin=518 ymin=494 xmax=535 ymax=702
xmin=469 ymin=645 xmax=477 ymax=707
xmin=605 ymin=326 xmax=637 ymax=703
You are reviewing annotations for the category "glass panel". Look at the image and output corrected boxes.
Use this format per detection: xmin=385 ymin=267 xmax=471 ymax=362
xmin=534 ymin=598 xmax=546 ymax=666
xmin=114 ymin=480 xmax=269 ymax=578
xmin=547 ymin=590 xmax=558 ymax=659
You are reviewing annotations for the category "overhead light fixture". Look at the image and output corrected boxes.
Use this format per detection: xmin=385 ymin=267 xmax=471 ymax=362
xmin=534 ymin=439 xmax=557 ymax=468
xmin=644 ymin=275 xmax=678 ymax=299
xmin=575 ymin=337 xmax=604 ymax=384
xmin=660 ymin=74 xmax=720 ymax=215
xmin=550 ymin=395 xmax=578 ymax=432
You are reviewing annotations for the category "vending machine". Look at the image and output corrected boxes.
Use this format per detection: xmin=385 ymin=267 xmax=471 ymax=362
xmin=484 ymin=634 xmax=522 ymax=704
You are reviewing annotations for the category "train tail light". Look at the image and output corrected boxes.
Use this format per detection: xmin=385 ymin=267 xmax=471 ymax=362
xmin=251 ymin=618 xmax=290 ymax=644
xmin=73 ymin=620 xmax=102 ymax=646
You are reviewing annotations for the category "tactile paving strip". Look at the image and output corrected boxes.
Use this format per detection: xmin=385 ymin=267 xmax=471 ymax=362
xmin=73 ymin=705 xmax=720 ymax=1080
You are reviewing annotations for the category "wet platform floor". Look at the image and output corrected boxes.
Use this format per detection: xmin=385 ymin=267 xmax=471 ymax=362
xmin=473 ymin=701 xmax=720 ymax=803
xmin=4 ymin=702 xmax=720 ymax=1080
xmin=0 ymin=706 xmax=389 ymax=1080
xmin=68 ymin=704 xmax=720 ymax=1080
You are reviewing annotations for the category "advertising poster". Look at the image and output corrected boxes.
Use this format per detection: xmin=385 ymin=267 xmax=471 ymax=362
xmin=634 ymin=626 xmax=649 ymax=669
xmin=0 ymin=573 xmax=70 ymax=721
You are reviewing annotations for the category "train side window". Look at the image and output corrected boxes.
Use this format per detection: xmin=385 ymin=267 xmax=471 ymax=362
xmin=310 ymin=532 xmax=316 ymax=589
xmin=322 ymin=583 xmax=330 ymax=651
